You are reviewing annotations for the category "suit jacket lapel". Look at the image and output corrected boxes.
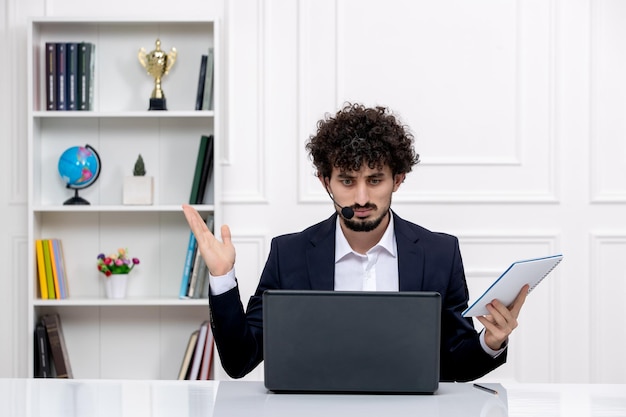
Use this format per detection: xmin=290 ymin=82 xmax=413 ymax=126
xmin=393 ymin=213 xmax=425 ymax=291
xmin=306 ymin=214 xmax=337 ymax=290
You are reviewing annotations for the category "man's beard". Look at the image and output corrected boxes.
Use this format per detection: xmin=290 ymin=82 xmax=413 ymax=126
xmin=342 ymin=204 xmax=390 ymax=232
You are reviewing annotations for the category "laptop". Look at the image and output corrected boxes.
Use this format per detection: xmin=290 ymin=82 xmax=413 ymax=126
xmin=262 ymin=290 xmax=441 ymax=394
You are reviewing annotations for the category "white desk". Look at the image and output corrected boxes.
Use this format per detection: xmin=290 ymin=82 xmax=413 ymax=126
xmin=0 ymin=379 xmax=625 ymax=417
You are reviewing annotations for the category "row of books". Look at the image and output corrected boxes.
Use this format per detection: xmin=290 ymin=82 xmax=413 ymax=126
xmin=179 ymin=134 xmax=215 ymax=299
xmin=178 ymin=320 xmax=215 ymax=380
xmin=34 ymin=313 xmax=73 ymax=378
xmin=195 ymin=48 xmax=215 ymax=110
xmin=45 ymin=41 xmax=95 ymax=111
xmin=35 ymin=313 xmax=214 ymax=380
xmin=35 ymin=238 xmax=69 ymax=300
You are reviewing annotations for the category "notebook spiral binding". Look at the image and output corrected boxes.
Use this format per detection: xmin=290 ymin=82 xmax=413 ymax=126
xmin=529 ymin=256 xmax=563 ymax=292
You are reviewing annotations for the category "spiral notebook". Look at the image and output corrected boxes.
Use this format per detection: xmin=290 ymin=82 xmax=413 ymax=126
xmin=462 ymin=254 xmax=563 ymax=317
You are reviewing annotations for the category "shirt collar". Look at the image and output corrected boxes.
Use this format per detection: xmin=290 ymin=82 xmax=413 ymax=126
xmin=335 ymin=212 xmax=397 ymax=262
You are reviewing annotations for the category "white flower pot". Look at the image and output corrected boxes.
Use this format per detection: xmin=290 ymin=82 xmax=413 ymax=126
xmin=123 ymin=176 xmax=154 ymax=205
xmin=104 ymin=274 xmax=129 ymax=299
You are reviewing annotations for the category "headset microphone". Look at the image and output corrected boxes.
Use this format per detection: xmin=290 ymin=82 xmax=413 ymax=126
xmin=325 ymin=188 xmax=355 ymax=219
xmin=340 ymin=205 xmax=355 ymax=220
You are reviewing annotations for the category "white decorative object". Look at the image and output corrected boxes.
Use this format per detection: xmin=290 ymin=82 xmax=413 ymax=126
xmin=123 ymin=154 xmax=154 ymax=205
xmin=105 ymin=274 xmax=128 ymax=299
xmin=123 ymin=176 xmax=154 ymax=205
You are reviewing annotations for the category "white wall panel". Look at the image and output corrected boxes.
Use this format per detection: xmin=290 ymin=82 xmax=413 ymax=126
xmin=590 ymin=234 xmax=626 ymax=383
xmin=590 ymin=0 xmax=626 ymax=202
xmin=298 ymin=0 xmax=558 ymax=204
xmin=222 ymin=0 xmax=267 ymax=203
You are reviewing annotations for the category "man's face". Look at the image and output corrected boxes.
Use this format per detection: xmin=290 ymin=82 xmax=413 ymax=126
xmin=326 ymin=165 xmax=405 ymax=232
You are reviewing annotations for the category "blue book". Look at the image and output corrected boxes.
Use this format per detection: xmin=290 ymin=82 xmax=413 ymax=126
xmin=179 ymin=232 xmax=197 ymax=299
xmin=51 ymin=239 xmax=67 ymax=299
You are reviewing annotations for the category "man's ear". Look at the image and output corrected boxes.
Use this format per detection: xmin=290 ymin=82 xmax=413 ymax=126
xmin=318 ymin=175 xmax=329 ymax=188
xmin=392 ymin=173 xmax=406 ymax=192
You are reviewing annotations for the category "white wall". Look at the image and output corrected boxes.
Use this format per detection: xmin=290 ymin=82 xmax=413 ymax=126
xmin=2 ymin=0 xmax=624 ymax=383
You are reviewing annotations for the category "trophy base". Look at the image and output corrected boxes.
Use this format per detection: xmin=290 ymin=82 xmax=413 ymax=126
xmin=149 ymin=98 xmax=167 ymax=111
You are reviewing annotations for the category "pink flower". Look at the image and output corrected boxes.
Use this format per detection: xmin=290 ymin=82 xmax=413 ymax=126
xmin=96 ymin=248 xmax=140 ymax=277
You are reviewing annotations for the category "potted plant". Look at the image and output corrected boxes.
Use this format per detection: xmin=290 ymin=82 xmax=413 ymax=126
xmin=123 ymin=154 xmax=154 ymax=205
xmin=97 ymin=248 xmax=140 ymax=299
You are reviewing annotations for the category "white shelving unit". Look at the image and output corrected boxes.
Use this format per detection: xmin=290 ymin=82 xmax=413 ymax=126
xmin=26 ymin=17 xmax=221 ymax=379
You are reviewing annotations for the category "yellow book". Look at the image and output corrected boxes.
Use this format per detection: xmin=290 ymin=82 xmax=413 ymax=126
xmin=42 ymin=239 xmax=56 ymax=299
xmin=35 ymin=240 xmax=48 ymax=299
xmin=48 ymin=239 xmax=61 ymax=300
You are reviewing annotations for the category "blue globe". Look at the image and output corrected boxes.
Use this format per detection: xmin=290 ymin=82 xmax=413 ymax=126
xmin=58 ymin=145 xmax=101 ymax=205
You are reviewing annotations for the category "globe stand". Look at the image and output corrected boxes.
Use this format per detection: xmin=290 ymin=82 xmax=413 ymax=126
xmin=63 ymin=188 xmax=90 ymax=205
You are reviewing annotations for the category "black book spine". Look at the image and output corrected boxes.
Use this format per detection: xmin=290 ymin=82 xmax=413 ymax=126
xmin=34 ymin=322 xmax=51 ymax=378
xmin=66 ymin=43 xmax=79 ymax=111
xmin=45 ymin=42 xmax=56 ymax=111
xmin=195 ymin=55 xmax=208 ymax=110
xmin=55 ymin=43 xmax=67 ymax=110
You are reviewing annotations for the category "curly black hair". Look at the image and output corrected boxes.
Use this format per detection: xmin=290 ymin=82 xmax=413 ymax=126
xmin=305 ymin=103 xmax=420 ymax=179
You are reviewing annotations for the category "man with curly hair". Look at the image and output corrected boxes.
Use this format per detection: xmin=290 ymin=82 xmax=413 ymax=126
xmin=182 ymin=103 xmax=527 ymax=382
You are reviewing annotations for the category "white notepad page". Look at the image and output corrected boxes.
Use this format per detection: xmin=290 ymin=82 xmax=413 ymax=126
xmin=462 ymin=254 xmax=563 ymax=317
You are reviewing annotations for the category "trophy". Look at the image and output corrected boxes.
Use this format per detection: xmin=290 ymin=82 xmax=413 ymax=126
xmin=138 ymin=39 xmax=177 ymax=110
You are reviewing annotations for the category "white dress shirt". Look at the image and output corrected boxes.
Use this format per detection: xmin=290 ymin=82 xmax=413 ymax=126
xmin=334 ymin=216 xmax=399 ymax=292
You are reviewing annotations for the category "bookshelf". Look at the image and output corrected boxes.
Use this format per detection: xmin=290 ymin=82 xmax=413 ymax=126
xmin=26 ymin=17 xmax=221 ymax=379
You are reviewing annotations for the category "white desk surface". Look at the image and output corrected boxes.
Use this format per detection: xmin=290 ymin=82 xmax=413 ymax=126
xmin=0 ymin=378 xmax=625 ymax=417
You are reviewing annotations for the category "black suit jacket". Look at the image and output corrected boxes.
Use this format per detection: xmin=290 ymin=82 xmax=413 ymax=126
xmin=209 ymin=212 xmax=506 ymax=381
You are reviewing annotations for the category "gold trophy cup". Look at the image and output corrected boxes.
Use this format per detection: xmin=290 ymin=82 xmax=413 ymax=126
xmin=138 ymin=39 xmax=177 ymax=110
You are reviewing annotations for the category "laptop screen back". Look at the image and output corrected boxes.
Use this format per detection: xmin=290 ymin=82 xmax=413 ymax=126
xmin=263 ymin=290 xmax=441 ymax=394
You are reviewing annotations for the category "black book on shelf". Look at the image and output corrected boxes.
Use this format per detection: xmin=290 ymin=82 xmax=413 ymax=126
xmin=196 ymin=134 xmax=214 ymax=204
xmin=45 ymin=42 xmax=56 ymax=111
xmin=66 ymin=43 xmax=79 ymax=111
xmin=195 ymin=54 xmax=208 ymax=110
xmin=55 ymin=43 xmax=67 ymax=110
xmin=34 ymin=322 xmax=52 ymax=378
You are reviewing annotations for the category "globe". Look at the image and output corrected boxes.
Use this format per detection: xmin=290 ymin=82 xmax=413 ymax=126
xmin=58 ymin=144 xmax=101 ymax=205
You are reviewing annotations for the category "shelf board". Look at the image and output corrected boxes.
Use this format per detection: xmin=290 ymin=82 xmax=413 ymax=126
xmin=33 ymin=297 xmax=209 ymax=307
xmin=30 ymin=17 xmax=216 ymax=24
xmin=33 ymin=111 xmax=214 ymax=118
xmin=32 ymin=204 xmax=215 ymax=213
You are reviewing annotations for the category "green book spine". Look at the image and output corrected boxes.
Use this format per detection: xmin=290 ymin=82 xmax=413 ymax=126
xmin=190 ymin=135 xmax=209 ymax=204
xmin=196 ymin=135 xmax=214 ymax=204
xmin=42 ymin=239 xmax=56 ymax=299
xmin=77 ymin=42 xmax=94 ymax=111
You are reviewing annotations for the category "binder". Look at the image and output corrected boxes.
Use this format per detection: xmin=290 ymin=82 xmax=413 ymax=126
xmin=462 ymin=254 xmax=563 ymax=317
